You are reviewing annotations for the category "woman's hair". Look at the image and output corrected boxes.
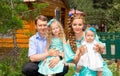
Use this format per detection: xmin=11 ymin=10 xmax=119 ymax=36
xmin=34 ymin=15 xmax=48 ymax=25
xmin=47 ymin=19 xmax=65 ymax=44
xmin=66 ymin=14 xmax=85 ymax=53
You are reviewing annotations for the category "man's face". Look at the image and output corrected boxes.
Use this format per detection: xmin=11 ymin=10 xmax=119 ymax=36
xmin=35 ymin=19 xmax=47 ymax=36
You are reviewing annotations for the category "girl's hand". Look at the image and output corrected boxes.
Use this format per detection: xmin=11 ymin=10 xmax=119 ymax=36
xmin=49 ymin=57 xmax=60 ymax=68
xmin=43 ymin=59 xmax=47 ymax=66
xmin=63 ymin=36 xmax=67 ymax=44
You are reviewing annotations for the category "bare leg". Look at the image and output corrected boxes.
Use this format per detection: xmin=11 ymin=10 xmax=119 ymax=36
xmin=48 ymin=74 xmax=52 ymax=76
xmin=76 ymin=66 xmax=82 ymax=72
xmin=97 ymin=71 xmax=102 ymax=76
xmin=74 ymin=66 xmax=82 ymax=76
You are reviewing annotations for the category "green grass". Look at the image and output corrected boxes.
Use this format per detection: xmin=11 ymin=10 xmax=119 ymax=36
xmin=0 ymin=48 xmax=120 ymax=76
xmin=65 ymin=66 xmax=74 ymax=76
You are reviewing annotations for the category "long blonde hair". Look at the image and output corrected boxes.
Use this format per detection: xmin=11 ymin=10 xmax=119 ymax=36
xmin=47 ymin=19 xmax=65 ymax=45
xmin=66 ymin=14 xmax=85 ymax=53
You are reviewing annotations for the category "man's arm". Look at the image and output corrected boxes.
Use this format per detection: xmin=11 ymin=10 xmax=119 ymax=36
xmin=29 ymin=49 xmax=59 ymax=62
xmin=28 ymin=37 xmax=49 ymax=62
xmin=29 ymin=52 xmax=49 ymax=62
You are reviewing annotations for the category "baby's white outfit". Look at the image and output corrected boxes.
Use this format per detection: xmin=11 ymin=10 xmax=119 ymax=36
xmin=77 ymin=40 xmax=103 ymax=71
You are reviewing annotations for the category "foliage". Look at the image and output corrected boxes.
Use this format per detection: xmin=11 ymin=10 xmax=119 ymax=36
xmin=0 ymin=48 xmax=119 ymax=76
xmin=0 ymin=0 xmax=48 ymax=46
xmin=0 ymin=0 xmax=25 ymax=34
xmin=66 ymin=0 xmax=105 ymax=25
xmin=0 ymin=48 xmax=29 ymax=76
xmin=66 ymin=61 xmax=119 ymax=76
xmin=0 ymin=0 xmax=48 ymax=62
xmin=22 ymin=3 xmax=49 ymax=22
xmin=93 ymin=0 xmax=113 ymax=9
xmin=65 ymin=66 xmax=74 ymax=76
xmin=66 ymin=0 xmax=120 ymax=32
xmin=0 ymin=0 xmax=48 ymax=34
xmin=104 ymin=0 xmax=120 ymax=32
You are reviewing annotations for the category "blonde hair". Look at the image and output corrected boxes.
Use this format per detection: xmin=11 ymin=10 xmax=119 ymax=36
xmin=47 ymin=19 xmax=65 ymax=45
xmin=66 ymin=14 xmax=85 ymax=53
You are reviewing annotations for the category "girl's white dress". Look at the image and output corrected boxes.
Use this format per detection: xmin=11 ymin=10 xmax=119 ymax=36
xmin=77 ymin=40 xmax=103 ymax=71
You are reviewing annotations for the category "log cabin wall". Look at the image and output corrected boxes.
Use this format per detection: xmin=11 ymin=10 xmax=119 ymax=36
xmin=0 ymin=0 xmax=69 ymax=48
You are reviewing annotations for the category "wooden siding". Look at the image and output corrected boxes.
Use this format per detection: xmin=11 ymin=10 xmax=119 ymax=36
xmin=0 ymin=0 xmax=69 ymax=48
xmin=0 ymin=21 xmax=35 ymax=48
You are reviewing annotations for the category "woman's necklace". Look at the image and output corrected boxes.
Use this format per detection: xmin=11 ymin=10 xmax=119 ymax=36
xmin=76 ymin=36 xmax=84 ymax=44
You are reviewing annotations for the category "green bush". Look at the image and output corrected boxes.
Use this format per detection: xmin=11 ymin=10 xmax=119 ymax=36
xmin=0 ymin=48 xmax=28 ymax=76
xmin=0 ymin=48 xmax=119 ymax=76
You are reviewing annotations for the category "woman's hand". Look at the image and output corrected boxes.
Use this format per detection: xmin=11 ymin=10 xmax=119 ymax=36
xmin=48 ymin=48 xmax=60 ymax=56
xmin=73 ymin=53 xmax=80 ymax=64
xmin=49 ymin=57 xmax=60 ymax=68
xmin=73 ymin=45 xmax=86 ymax=64
xmin=94 ymin=43 xmax=105 ymax=53
xmin=79 ymin=45 xmax=87 ymax=55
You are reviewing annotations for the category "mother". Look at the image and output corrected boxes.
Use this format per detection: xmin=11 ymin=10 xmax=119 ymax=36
xmin=64 ymin=11 xmax=112 ymax=76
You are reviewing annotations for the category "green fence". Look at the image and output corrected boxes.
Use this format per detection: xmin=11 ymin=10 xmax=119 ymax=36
xmin=98 ymin=32 xmax=120 ymax=59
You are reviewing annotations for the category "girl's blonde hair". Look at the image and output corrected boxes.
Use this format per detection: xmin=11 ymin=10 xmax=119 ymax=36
xmin=47 ymin=19 xmax=65 ymax=45
xmin=66 ymin=14 xmax=85 ymax=53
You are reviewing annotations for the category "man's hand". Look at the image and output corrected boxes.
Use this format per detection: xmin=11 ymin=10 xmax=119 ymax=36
xmin=48 ymin=48 xmax=60 ymax=56
xmin=49 ymin=57 xmax=60 ymax=68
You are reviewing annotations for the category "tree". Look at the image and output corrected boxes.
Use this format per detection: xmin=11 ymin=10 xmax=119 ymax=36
xmin=0 ymin=0 xmax=48 ymax=62
xmin=66 ymin=0 xmax=120 ymax=32
xmin=66 ymin=0 xmax=104 ymax=25
xmin=93 ymin=0 xmax=113 ymax=9
xmin=104 ymin=0 xmax=120 ymax=32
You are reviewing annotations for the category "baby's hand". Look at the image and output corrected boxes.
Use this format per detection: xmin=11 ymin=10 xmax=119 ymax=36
xmin=94 ymin=43 xmax=105 ymax=53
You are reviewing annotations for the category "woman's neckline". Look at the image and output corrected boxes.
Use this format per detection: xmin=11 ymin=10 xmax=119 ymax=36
xmin=76 ymin=36 xmax=84 ymax=43
xmin=75 ymin=32 xmax=84 ymax=40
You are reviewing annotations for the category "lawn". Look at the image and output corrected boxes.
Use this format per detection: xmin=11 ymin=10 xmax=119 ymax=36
xmin=0 ymin=48 xmax=120 ymax=76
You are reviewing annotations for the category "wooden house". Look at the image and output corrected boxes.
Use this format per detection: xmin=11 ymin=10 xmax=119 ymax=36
xmin=0 ymin=0 xmax=69 ymax=48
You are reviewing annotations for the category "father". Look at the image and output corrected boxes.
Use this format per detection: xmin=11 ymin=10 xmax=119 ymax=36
xmin=22 ymin=15 xmax=68 ymax=76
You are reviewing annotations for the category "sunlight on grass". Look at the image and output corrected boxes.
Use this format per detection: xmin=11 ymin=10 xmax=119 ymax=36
xmin=65 ymin=66 xmax=74 ymax=76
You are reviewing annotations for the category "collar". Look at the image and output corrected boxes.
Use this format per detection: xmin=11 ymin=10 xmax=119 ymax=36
xmin=76 ymin=36 xmax=84 ymax=44
xmin=36 ymin=32 xmax=46 ymax=40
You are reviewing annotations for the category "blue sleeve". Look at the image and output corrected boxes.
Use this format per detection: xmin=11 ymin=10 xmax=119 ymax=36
xmin=28 ymin=37 xmax=36 ymax=57
xmin=64 ymin=44 xmax=75 ymax=63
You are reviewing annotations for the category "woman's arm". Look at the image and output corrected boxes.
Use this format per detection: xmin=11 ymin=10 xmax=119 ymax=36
xmin=73 ymin=49 xmax=80 ymax=64
xmin=73 ymin=45 xmax=86 ymax=64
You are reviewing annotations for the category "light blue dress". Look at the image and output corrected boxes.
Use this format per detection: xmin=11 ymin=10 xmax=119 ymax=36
xmin=64 ymin=39 xmax=112 ymax=76
xmin=38 ymin=38 xmax=64 ymax=75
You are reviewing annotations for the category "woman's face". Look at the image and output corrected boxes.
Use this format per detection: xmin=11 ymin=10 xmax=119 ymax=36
xmin=72 ymin=19 xmax=84 ymax=34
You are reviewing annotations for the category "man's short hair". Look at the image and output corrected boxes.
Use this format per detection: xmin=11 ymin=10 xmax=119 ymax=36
xmin=35 ymin=15 xmax=48 ymax=25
